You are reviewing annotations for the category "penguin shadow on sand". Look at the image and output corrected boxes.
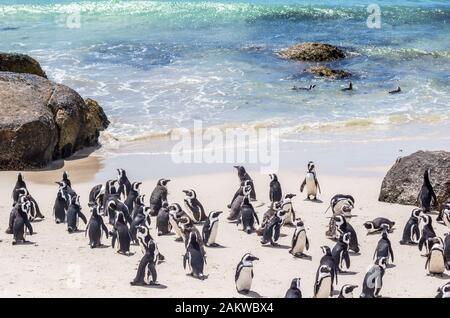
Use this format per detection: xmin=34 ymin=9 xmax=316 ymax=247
xmin=261 ymin=243 xmax=291 ymax=250
xmin=135 ymin=283 xmax=168 ymax=289
xmin=291 ymin=254 xmax=312 ymax=261
xmin=238 ymin=290 xmax=262 ymax=298
xmin=303 ymin=198 xmax=323 ymax=204
xmin=427 ymin=273 xmax=450 ymax=280
xmin=13 ymin=240 xmax=37 ymax=246
xmin=338 ymin=270 xmax=358 ymax=275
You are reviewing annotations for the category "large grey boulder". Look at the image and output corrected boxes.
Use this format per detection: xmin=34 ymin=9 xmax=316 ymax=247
xmin=278 ymin=42 xmax=345 ymax=62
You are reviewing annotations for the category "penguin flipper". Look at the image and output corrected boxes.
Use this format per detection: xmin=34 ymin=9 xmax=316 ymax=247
xmin=111 ymin=231 xmax=117 ymax=248
xmin=315 ymin=178 xmax=321 ymax=194
xmin=101 ymin=223 xmax=109 ymax=239
xmin=344 ymin=252 xmax=350 ymax=269
xmin=305 ymin=236 xmax=310 ymax=251
xmin=389 ymin=243 xmax=394 ymax=262
xmin=183 ymin=253 xmax=188 ymax=270
xmin=300 ymin=179 xmax=306 ymax=193
xmin=254 ymin=212 xmax=260 ymax=225
xmin=79 ymin=211 xmax=87 ymax=224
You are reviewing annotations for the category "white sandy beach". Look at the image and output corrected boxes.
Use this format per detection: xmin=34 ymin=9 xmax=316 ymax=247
xmin=0 ymin=157 xmax=448 ymax=298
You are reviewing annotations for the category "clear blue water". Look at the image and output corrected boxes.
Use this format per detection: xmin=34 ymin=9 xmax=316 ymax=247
xmin=1 ymin=0 xmax=449 ymax=151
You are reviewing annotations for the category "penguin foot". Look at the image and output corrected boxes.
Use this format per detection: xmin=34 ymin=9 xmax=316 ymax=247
xmin=175 ymin=237 xmax=183 ymax=242
xmin=12 ymin=240 xmax=17 ymax=245
xmin=5 ymin=228 xmax=12 ymax=234
xmin=130 ymin=281 xmax=147 ymax=286
xmin=238 ymin=290 xmax=250 ymax=295
xmin=209 ymin=243 xmax=220 ymax=247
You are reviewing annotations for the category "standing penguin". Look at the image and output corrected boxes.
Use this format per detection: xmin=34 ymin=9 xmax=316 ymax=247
xmin=238 ymin=195 xmax=260 ymax=234
xmin=85 ymin=206 xmax=109 ymax=248
xmin=149 ymin=178 xmax=170 ymax=216
xmin=256 ymin=201 xmax=281 ymax=236
xmin=319 ymin=246 xmax=338 ymax=292
xmin=374 ymin=230 xmax=394 ymax=264
xmin=440 ymin=202 xmax=450 ymax=227
xmin=418 ymin=168 xmax=437 ymax=213
xmin=101 ymin=179 xmax=119 ymax=215
xmin=131 ymin=236 xmax=159 ymax=286
xmin=11 ymin=201 xmax=33 ymax=245
xmin=117 ymin=168 xmax=131 ymax=200
xmin=156 ymin=202 xmax=171 ymax=236
xmin=326 ymin=194 xmax=355 ymax=217
xmin=111 ymin=211 xmax=132 ymax=255
xmin=360 ymin=257 xmax=387 ymax=298
xmin=281 ymin=193 xmax=296 ymax=226
xmin=418 ymin=214 xmax=437 ymax=254
xmin=332 ymin=232 xmax=351 ymax=273
xmin=334 ymin=215 xmax=359 ymax=253
xmin=289 ymin=218 xmax=309 ymax=258
xmin=202 ymin=211 xmax=222 ymax=247
xmin=183 ymin=189 xmax=207 ymax=223
xmin=363 ymin=217 xmax=395 ymax=234
xmin=53 ymin=187 xmax=68 ymax=224
xmin=129 ymin=198 xmax=150 ymax=243
xmin=400 ymin=208 xmax=421 ymax=245
xmin=261 ymin=210 xmax=286 ymax=246
xmin=444 ymin=233 xmax=450 ymax=270
xmin=425 ymin=238 xmax=446 ymax=276
xmin=234 ymin=166 xmax=256 ymax=201
xmin=235 ymin=253 xmax=259 ymax=294
xmin=269 ymin=174 xmax=282 ymax=203
xmin=284 ymin=278 xmax=302 ymax=298
xmin=435 ymin=282 xmax=450 ymax=298
xmin=12 ymin=173 xmax=27 ymax=205
xmin=300 ymin=161 xmax=321 ymax=200
xmin=338 ymin=285 xmax=358 ymax=298
xmin=13 ymin=187 xmax=44 ymax=221
xmin=124 ymin=182 xmax=141 ymax=213
xmin=168 ymin=203 xmax=186 ymax=242
xmin=66 ymin=195 xmax=87 ymax=233
xmin=228 ymin=180 xmax=252 ymax=221
xmin=183 ymin=232 xmax=207 ymax=280
xmin=314 ymin=265 xmax=332 ymax=298
xmin=61 ymin=171 xmax=72 ymax=188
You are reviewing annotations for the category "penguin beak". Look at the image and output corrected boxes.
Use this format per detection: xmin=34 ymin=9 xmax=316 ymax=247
xmin=182 ymin=190 xmax=189 ymax=194
xmin=233 ymin=166 xmax=239 ymax=169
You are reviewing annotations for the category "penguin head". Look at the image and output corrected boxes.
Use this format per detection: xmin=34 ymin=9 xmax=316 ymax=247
xmin=135 ymin=194 xmax=145 ymax=206
xmin=284 ymin=193 xmax=296 ymax=200
xmin=294 ymin=218 xmax=304 ymax=229
xmin=411 ymin=208 xmax=423 ymax=219
xmin=178 ymin=216 xmax=193 ymax=230
xmin=276 ymin=209 xmax=287 ymax=220
xmin=115 ymin=211 xmax=125 ymax=224
xmin=307 ymin=161 xmax=315 ymax=172
xmin=158 ymin=178 xmax=170 ymax=187
xmin=107 ymin=179 xmax=118 ymax=193
xmin=375 ymin=257 xmax=387 ymax=269
xmin=290 ymin=278 xmax=301 ymax=290
xmin=90 ymin=205 xmax=99 ymax=216
xmin=320 ymin=246 xmax=331 ymax=256
xmin=269 ymin=174 xmax=277 ymax=181
xmin=241 ymin=253 xmax=259 ymax=265
xmin=132 ymin=182 xmax=141 ymax=192
xmin=381 ymin=227 xmax=389 ymax=239
xmin=363 ymin=221 xmax=374 ymax=231
xmin=15 ymin=187 xmax=29 ymax=199
xmin=17 ymin=172 xmax=23 ymax=183
xmin=333 ymin=215 xmax=346 ymax=226
xmin=117 ymin=168 xmax=126 ymax=179
xmin=136 ymin=224 xmax=149 ymax=237
xmin=55 ymin=181 xmax=67 ymax=190
xmin=242 ymin=181 xmax=252 ymax=197
xmin=107 ymin=199 xmax=117 ymax=212
xmin=233 ymin=165 xmax=246 ymax=178
xmin=182 ymin=189 xmax=196 ymax=199
xmin=424 ymin=168 xmax=432 ymax=181
xmin=318 ymin=265 xmax=331 ymax=279
xmin=272 ymin=201 xmax=282 ymax=210
xmin=437 ymin=282 xmax=450 ymax=298
xmin=168 ymin=203 xmax=181 ymax=214
xmin=340 ymin=284 xmax=358 ymax=298
xmin=63 ymin=171 xmax=69 ymax=180
xmin=208 ymin=210 xmax=223 ymax=222
xmin=420 ymin=214 xmax=432 ymax=226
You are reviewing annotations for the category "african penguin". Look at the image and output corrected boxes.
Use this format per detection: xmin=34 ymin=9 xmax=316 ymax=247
xmin=289 ymin=218 xmax=309 ymax=258
xmin=261 ymin=210 xmax=286 ymax=246
xmin=124 ymin=181 xmax=141 ymax=213
xmin=269 ymin=174 xmax=282 ymax=203
xmin=238 ymin=195 xmax=260 ymax=234
xmin=363 ymin=217 xmax=395 ymax=234
xmin=53 ymin=186 xmax=68 ymax=224
xmin=228 ymin=180 xmax=252 ymax=221
xmin=338 ymin=285 xmax=358 ymax=298
xmin=101 ymin=179 xmax=119 ymax=215
xmin=284 ymin=278 xmax=302 ymax=298
xmin=85 ymin=205 xmax=109 ymax=248
xmin=12 ymin=173 xmax=27 ymax=205
xmin=256 ymin=201 xmax=281 ymax=236
xmin=235 ymin=253 xmax=259 ymax=294
xmin=111 ymin=211 xmax=132 ymax=255
xmin=183 ymin=189 xmax=207 ymax=223
xmin=149 ymin=178 xmax=170 ymax=216
xmin=117 ymin=168 xmax=131 ymax=200
xmin=11 ymin=201 xmax=33 ymax=245
xmin=326 ymin=194 xmax=355 ymax=217
xmin=318 ymin=246 xmax=338 ymax=292
xmin=314 ymin=265 xmax=332 ymax=298
xmin=418 ymin=214 xmax=437 ymax=254
xmin=425 ymin=238 xmax=446 ymax=276
xmin=168 ymin=203 xmax=186 ymax=242
xmin=300 ymin=161 xmax=321 ymax=200
xmin=234 ymin=165 xmax=256 ymax=201
xmin=360 ymin=257 xmax=387 ymax=298
xmin=334 ymin=215 xmax=359 ymax=253
xmin=183 ymin=232 xmax=206 ymax=280
xmin=440 ymin=202 xmax=450 ymax=227
xmin=130 ymin=237 xmax=159 ymax=286
xmin=62 ymin=171 xmax=71 ymax=188
xmin=418 ymin=168 xmax=437 ymax=212
xmin=156 ymin=201 xmax=171 ymax=236
xmin=331 ymin=232 xmax=351 ymax=273
xmin=444 ymin=233 xmax=450 ymax=270
xmin=281 ymin=193 xmax=296 ymax=226
xmin=66 ymin=195 xmax=87 ymax=233
xmin=374 ymin=230 xmax=394 ymax=264
xmin=435 ymin=281 xmax=450 ymax=298
xmin=400 ymin=208 xmax=421 ymax=245
xmin=202 ymin=211 xmax=222 ymax=247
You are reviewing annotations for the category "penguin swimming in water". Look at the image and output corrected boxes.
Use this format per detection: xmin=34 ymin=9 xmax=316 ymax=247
xmin=400 ymin=208 xmax=421 ymax=245
xmin=202 ymin=211 xmax=223 ymax=247
xmin=149 ymin=178 xmax=170 ymax=216
xmin=130 ymin=236 xmax=159 ymax=286
xmin=418 ymin=168 xmax=437 ymax=213
xmin=66 ymin=195 xmax=87 ymax=233
xmin=374 ymin=230 xmax=394 ymax=265
xmin=269 ymin=174 xmax=282 ymax=203
xmin=363 ymin=217 xmax=395 ymax=234
xmin=425 ymin=237 xmax=446 ymax=276
xmin=292 ymin=84 xmax=316 ymax=91
xmin=261 ymin=210 xmax=286 ymax=246
xmin=183 ymin=189 xmax=207 ymax=223
xmin=300 ymin=161 xmax=321 ymax=201
xmin=53 ymin=186 xmax=68 ymax=224
xmin=289 ymin=218 xmax=309 ymax=258
xmin=111 ymin=211 xmax=132 ymax=255
xmin=11 ymin=201 xmax=33 ymax=245
xmin=360 ymin=257 xmax=387 ymax=298
xmin=331 ymin=232 xmax=351 ymax=273
xmin=281 ymin=193 xmax=296 ymax=226
xmin=284 ymin=278 xmax=302 ymax=298
xmin=238 ymin=194 xmax=260 ymax=234
xmin=124 ymin=182 xmax=141 ymax=214
xmin=435 ymin=281 xmax=450 ymax=298
xmin=85 ymin=205 xmax=109 ymax=248
xmin=318 ymin=246 xmax=338 ymax=293
xmin=183 ymin=231 xmax=207 ymax=280
xmin=341 ymin=82 xmax=352 ymax=91
xmin=235 ymin=253 xmax=259 ymax=294
xmin=117 ymin=168 xmax=131 ymax=200
xmin=388 ymin=86 xmax=401 ymax=94
xmin=314 ymin=265 xmax=332 ymax=298
xmin=156 ymin=201 xmax=171 ymax=236
xmin=333 ymin=215 xmax=359 ymax=253
xmin=338 ymin=285 xmax=358 ymax=298
xmin=418 ymin=214 xmax=437 ymax=254
xmin=233 ymin=166 xmax=256 ymax=201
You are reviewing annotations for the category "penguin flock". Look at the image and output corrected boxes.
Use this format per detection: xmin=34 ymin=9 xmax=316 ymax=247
xmin=3 ymin=163 xmax=450 ymax=298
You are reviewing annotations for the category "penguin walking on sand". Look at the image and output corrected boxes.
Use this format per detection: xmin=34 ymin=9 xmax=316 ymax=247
xmin=360 ymin=257 xmax=387 ymax=298
xmin=418 ymin=168 xmax=437 ymax=213
xmin=111 ymin=211 xmax=132 ymax=255
xmin=374 ymin=230 xmax=394 ymax=265
xmin=284 ymin=278 xmax=302 ymax=298
xmin=135 ymin=223 xmax=165 ymax=262
xmin=289 ymin=218 xmax=309 ymax=258
xmin=363 ymin=217 xmax=395 ymax=234
xmin=238 ymin=193 xmax=260 ymax=234
xmin=124 ymin=182 xmax=141 ymax=214
xmin=180 ymin=221 xmax=206 ymax=256
xmin=183 ymin=189 xmax=207 ymax=223
xmin=418 ymin=214 xmax=437 ymax=254
xmin=202 ymin=211 xmax=222 ymax=247
xmin=300 ymin=161 xmax=321 ymax=201
xmin=318 ymin=246 xmax=338 ymax=293
xmin=66 ymin=195 xmax=87 ymax=233
xmin=235 ymin=253 xmax=259 ymax=294
xmin=234 ymin=165 xmax=256 ymax=201
xmin=332 ymin=232 xmax=351 ymax=273
xmin=261 ymin=210 xmax=286 ymax=246
xmin=425 ymin=238 xmax=446 ymax=276
xmin=183 ymin=232 xmax=207 ymax=280
xmin=156 ymin=201 xmax=171 ymax=236
xmin=149 ymin=178 xmax=170 ymax=216
xmin=314 ymin=265 xmax=332 ymax=298
xmin=13 ymin=187 xmax=44 ymax=221
xmin=11 ymin=201 xmax=33 ymax=245
xmin=269 ymin=174 xmax=282 ymax=203
xmin=131 ymin=236 xmax=159 ymax=286
xmin=338 ymin=285 xmax=358 ymax=298
xmin=400 ymin=208 xmax=421 ymax=245
xmin=117 ymin=169 xmax=131 ymax=200
xmin=334 ymin=215 xmax=359 ymax=253
xmin=85 ymin=205 xmax=109 ymax=248
xmin=435 ymin=282 xmax=450 ymax=298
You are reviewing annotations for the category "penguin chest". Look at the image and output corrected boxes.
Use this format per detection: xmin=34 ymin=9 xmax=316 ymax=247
xmin=236 ymin=267 xmax=253 ymax=291
xmin=444 ymin=216 xmax=450 ymax=228
xmin=292 ymin=232 xmax=306 ymax=254
xmin=208 ymin=222 xmax=219 ymax=244
xmin=305 ymin=174 xmax=316 ymax=195
xmin=429 ymin=251 xmax=445 ymax=274
xmin=170 ymin=218 xmax=183 ymax=238
xmin=316 ymin=277 xmax=331 ymax=298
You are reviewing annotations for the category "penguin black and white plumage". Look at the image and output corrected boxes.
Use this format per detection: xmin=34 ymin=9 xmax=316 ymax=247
xmin=338 ymin=284 xmax=358 ymax=298
xmin=333 ymin=215 xmax=359 ymax=253
xmin=111 ymin=211 xmax=132 ymax=255
xmin=444 ymin=233 xmax=450 ymax=270
xmin=256 ymin=201 xmax=281 ymax=236
xmin=61 ymin=171 xmax=71 ymax=188
xmin=149 ymin=178 xmax=170 ymax=216
xmin=360 ymin=257 xmax=387 ymax=298
xmin=374 ymin=230 xmax=394 ymax=264
xmin=364 ymin=217 xmax=395 ymax=234
xmin=418 ymin=214 xmax=437 ymax=254
xmin=284 ymin=278 xmax=302 ymax=298
xmin=261 ymin=210 xmax=286 ymax=246
xmin=85 ymin=205 xmax=109 ymax=248
xmin=13 ymin=187 xmax=44 ymax=221
xmin=418 ymin=168 xmax=437 ymax=213
xmin=183 ymin=231 xmax=206 ymax=280
xmin=12 ymin=173 xmax=27 ymax=205
xmin=238 ymin=195 xmax=260 ymax=234
xmin=314 ymin=265 xmax=332 ymax=298
xmin=228 ymin=180 xmax=252 ymax=221
xmin=425 ymin=238 xmax=446 ymax=276
xmin=327 ymin=194 xmax=355 ymax=217
xmin=106 ymin=197 xmax=132 ymax=226
xmin=234 ymin=165 xmax=256 ymax=201
xmin=180 ymin=220 xmax=206 ymax=256
xmin=235 ymin=253 xmax=259 ymax=294
xmin=168 ymin=203 xmax=186 ymax=242
xmin=440 ymin=202 xmax=450 ymax=227
xmin=332 ymin=232 xmax=351 ymax=273
xmin=66 ymin=195 xmax=87 ymax=233
xmin=202 ymin=211 xmax=222 ymax=247
xmin=53 ymin=187 xmax=68 ymax=224
xmin=129 ymin=196 xmax=150 ymax=243
xmin=101 ymin=179 xmax=119 ymax=215
xmin=400 ymin=208 xmax=421 ymax=245
xmin=117 ymin=168 xmax=131 ymax=200
xmin=124 ymin=182 xmax=141 ymax=213
xmin=269 ymin=174 xmax=282 ymax=203
xmin=135 ymin=223 xmax=164 ymax=262
xmin=435 ymin=281 xmax=450 ymax=298
xmin=183 ymin=189 xmax=207 ymax=223
xmin=289 ymin=218 xmax=309 ymax=258
xmin=131 ymin=236 xmax=159 ymax=286
xmin=281 ymin=193 xmax=296 ymax=226
xmin=88 ymin=184 xmax=103 ymax=208
xmin=318 ymin=246 xmax=338 ymax=291
xmin=11 ymin=201 xmax=33 ymax=245
xmin=156 ymin=201 xmax=171 ymax=236
xmin=300 ymin=161 xmax=321 ymax=200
